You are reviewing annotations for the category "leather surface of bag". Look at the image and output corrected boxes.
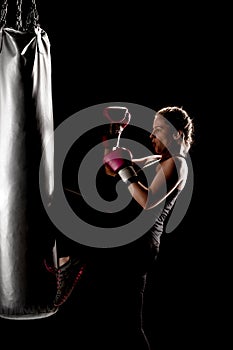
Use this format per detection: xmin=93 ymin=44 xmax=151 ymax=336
xmin=0 ymin=24 xmax=57 ymax=319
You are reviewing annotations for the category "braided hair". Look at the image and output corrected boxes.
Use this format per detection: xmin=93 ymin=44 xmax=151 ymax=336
xmin=156 ymin=106 xmax=195 ymax=153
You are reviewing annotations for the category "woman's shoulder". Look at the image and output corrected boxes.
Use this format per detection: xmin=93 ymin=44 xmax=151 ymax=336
xmin=158 ymin=155 xmax=188 ymax=182
xmin=172 ymin=154 xmax=188 ymax=170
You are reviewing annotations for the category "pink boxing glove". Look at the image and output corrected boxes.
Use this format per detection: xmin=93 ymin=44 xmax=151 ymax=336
xmin=103 ymin=147 xmax=132 ymax=172
xmin=103 ymin=147 xmax=138 ymax=185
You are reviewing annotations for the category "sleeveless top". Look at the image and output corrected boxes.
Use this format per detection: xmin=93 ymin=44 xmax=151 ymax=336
xmin=146 ymin=187 xmax=181 ymax=248
xmin=139 ymin=154 xmax=186 ymax=249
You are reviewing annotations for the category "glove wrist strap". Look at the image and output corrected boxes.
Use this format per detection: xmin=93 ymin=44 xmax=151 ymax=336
xmin=118 ymin=166 xmax=138 ymax=185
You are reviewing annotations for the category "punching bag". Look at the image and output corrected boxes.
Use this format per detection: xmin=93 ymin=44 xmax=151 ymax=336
xmin=0 ymin=1 xmax=57 ymax=319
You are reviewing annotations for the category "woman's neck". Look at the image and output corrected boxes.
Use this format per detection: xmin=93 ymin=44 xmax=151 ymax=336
xmin=161 ymin=147 xmax=185 ymax=162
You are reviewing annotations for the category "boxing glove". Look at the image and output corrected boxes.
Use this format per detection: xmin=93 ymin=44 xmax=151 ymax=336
xmin=103 ymin=147 xmax=138 ymax=185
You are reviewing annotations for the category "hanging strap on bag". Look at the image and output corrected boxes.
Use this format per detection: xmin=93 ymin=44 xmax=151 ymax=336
xmin=15 ymin=0 xmax=23 ymax=30
xmin=0 ymin=0 xmax=40 ymax=31
xmin=25 ymin=0 xmax=40 ymax=30
xmin=0 ymin=0 xmax=8 ymax=28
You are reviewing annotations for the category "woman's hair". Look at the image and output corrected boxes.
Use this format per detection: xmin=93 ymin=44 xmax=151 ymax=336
xmin=156 ymin=106 xmax=195 ymax=152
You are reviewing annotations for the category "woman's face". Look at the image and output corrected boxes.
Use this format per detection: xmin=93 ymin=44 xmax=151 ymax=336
xmin=150 ymin=114 xmax=175 ymax=155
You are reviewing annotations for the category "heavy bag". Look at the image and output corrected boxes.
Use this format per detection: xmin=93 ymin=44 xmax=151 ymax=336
xmin=0 ymin=24 xmax=57 ymax=319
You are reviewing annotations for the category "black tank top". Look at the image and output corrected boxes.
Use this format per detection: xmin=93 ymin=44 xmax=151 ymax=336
xmin=147 ymin=187 xmax=181 ymax=248
xmin=138 ymin=154 xmax=185 ymax=248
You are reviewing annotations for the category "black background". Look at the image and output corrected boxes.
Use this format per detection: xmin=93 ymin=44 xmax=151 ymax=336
xmin=0 ymin=0 xmax=223 ymax=348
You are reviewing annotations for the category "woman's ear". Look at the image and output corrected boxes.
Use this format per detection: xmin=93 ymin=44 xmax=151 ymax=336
xmin=173 ymin=130 xmax=182 ymax=140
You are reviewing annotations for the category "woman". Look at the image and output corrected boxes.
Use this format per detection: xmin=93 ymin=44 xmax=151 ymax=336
xmin=101 ymin=105 xmax=195 ymax=349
